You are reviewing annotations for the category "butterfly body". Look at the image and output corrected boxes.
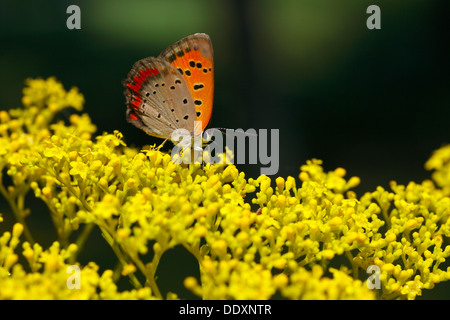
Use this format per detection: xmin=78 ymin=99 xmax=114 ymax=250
xmin=123 ymin=33 xmax=214 ymax=139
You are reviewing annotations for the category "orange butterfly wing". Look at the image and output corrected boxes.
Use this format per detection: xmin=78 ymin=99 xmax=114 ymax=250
xmin=159 ymin=33 xmax=214 ymax=132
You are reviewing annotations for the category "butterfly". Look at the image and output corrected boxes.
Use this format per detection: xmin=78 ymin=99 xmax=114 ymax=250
xmin=123 ymin=33 xmax=214 ymax=140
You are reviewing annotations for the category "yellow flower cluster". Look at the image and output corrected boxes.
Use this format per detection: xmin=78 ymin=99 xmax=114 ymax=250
xmin=0 ymin=223 xmax=151 ymax=299
xmin=1 ymin=77 xmax=450 ymax=299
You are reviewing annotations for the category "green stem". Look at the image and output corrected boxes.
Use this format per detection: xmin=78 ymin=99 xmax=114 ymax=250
xmin=183 ymin=242 xmax=205 ymax=298
xmin=132 ymin=254 xmax=163 ymax=299
xmin=345 ymin=250 xmax=359 ymax=279
xmin=69 ymin=223 xmax=95 ymax=263
xmin=98 ymin=224 xmax=143 ymax=290
xmin=0 ymin=180 xmax=35 ymax=244
xmin=381 ymin=205 xmax=391 ymax=229
xmin=182 ymin=242 xmax=202 ymax=262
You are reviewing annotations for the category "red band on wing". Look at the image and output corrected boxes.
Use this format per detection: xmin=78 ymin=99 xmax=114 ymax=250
xmin=126 ymin=67 xmax=159 ymax=109
xmin=131 ymin=95 xmax=142 ymax=110
xmin=129 ymin=112 xmax=139 ymax=121
xmin=126 ymin=67 xmax=159 ymax=93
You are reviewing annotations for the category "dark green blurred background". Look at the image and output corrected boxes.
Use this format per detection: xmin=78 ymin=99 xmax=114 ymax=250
xmin=0 ymin=0 xmax=449 ymax=299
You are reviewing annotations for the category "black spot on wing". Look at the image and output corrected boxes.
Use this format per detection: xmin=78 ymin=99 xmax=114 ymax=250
xmin=167 ymin=54 xmax=176 ymax=63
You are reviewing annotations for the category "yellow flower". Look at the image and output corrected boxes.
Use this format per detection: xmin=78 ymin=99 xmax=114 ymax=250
xmin=69 ymin=161 xmax=89 ymax=180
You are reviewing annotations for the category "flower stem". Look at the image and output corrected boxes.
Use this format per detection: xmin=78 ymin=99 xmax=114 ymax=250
xmin=345 ymin=250 xmax=359 ymax=279
xmin=0 ymin=179 xmax=35 ymax=244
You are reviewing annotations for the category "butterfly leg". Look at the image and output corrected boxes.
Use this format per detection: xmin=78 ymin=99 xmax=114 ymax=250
xmin=156 ymin=138 xmax=169 ymax=151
